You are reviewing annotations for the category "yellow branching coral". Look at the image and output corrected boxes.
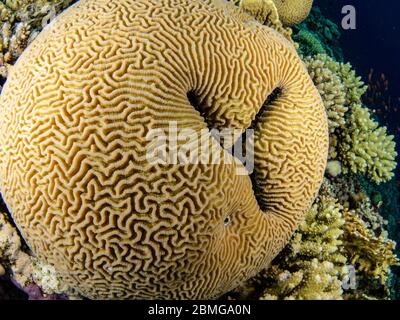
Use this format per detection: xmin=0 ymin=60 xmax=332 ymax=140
xmin=312 ymin=54 xmax=366 ymax=107
xmin=342 ymin=209 xmax=399 ymax=285
xmin=339 ymin=104 xmax=397 ymax=184
xmin=303 ymin=55 xmax=347 ymax=133
xmin=304 ymin=54 xmax=368 ymax=133
xmin=260 ymin=195 xmax=348 ymax=300
xmin=261 ymin=259 xmax=344 ymax=300
xmin=237 ymin=179 xmax=399 ymax=300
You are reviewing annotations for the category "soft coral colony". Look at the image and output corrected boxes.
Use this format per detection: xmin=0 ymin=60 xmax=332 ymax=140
xmin=0 ymin=0 xmax=398 ymax=300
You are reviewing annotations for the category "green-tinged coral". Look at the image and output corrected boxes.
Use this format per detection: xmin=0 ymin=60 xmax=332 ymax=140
xmin=326 ymin=160 xmax=342 ymax=178
xmin=338 ymin=104 xmax=397 ymax=184
xmin=293 ymin=7 xmax=343 ymax=61
xmin=294 ymin=29 xmax=326 ymax=55
xmin=336 ymin=65 xmax=367 ymax=108
xmin=259 ymin=195 xmax=348 ymax=300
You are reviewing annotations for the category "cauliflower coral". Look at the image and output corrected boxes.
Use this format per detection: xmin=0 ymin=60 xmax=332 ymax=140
xmin=339 ymin=104 xmax=397 ymax=184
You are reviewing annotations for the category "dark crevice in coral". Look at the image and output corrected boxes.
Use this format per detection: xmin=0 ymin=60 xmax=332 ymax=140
xmin=187 ymin=90 xmax=237 ymax=155
xmin=248 ymin=87 xmax=282 ymax=131
xmin=248 ymin=87 xmax=282 ymax=212
xmin=187 ymin=90 xmax=209 ymax=126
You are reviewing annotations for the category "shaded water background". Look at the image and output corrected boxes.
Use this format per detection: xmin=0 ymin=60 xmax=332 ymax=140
xmin=316 ymin=0 xmax=400 ymax=166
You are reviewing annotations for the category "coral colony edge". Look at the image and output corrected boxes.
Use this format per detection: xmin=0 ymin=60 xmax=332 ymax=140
xmin=0 ymin=0 xmax=398 ymax=300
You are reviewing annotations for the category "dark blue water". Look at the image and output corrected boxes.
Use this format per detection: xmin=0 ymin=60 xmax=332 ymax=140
xmin=316 ymin=0 xmax=400 ymax=127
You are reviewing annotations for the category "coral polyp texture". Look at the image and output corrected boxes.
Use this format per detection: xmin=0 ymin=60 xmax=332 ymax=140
xmin=228 ymin=0 xmax=293 ymax=41
xmin=273 ymin=0 xmax=313 ymax=26
xmin=0 ymin=0 xmax=328 ymax=299
xmin=232 ymin=0 xmax=313 ymax=26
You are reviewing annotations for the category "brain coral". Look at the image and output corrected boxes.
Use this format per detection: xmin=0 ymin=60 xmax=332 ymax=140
xmin=273 ymin=0 xmax=313 ymax=26
xmin=0 ymin=0 xmax=328 ymax=299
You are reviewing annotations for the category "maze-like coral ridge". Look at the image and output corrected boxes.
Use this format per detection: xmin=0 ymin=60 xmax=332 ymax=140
xmin=0 ymin=0 xmax=328 ymax=299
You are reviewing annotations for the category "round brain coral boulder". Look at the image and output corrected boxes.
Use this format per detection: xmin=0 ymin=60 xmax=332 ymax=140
xmin=273 ymin=0 xmax=313 ymax=26
xmin=0 ymin=0 xmax=328 ymax=299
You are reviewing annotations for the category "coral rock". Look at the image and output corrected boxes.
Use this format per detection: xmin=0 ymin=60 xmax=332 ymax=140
xmin=273 ymin=0 xmax=313 ymax=26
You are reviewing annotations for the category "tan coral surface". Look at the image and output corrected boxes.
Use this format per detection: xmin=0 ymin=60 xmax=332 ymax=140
xmin=273 ymin=0 xmax=313 ymax=26
xmin=0 ymin=0 xmax=328 ymax=299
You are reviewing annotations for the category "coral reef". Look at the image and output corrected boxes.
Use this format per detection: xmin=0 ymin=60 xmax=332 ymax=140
xmin=338 ymin=104 xmax=397 ymax=184
xmin=224 ymin=179 xmax=399 ymax=300
xmin=0 ymin=0 xmax=327 ymax=299
xmin=0 ymin=211 xmax=33 ymax=288
xmin=259 ymin=195 xmax=348 ymax=300
xmin=0 ymin=0 xmax=398 ymax=301
xmin=0 ymin=0 xmax=75 ymax=89
xmin=0 ymin=210 xmax=70 ymax=299
xmin=342 ymin=209 xmax=398 ymax=285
